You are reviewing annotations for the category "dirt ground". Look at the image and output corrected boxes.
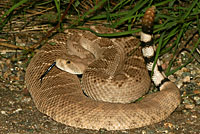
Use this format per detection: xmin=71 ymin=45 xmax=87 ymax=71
xmin=0 ymin=29 xmax=200 ymax=134
xmin=0 ymin=61 xmax=199 ymax=134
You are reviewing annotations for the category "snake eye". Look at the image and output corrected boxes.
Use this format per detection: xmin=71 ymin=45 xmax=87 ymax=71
xmin=66 ymin=60 xmax=71 ymax=64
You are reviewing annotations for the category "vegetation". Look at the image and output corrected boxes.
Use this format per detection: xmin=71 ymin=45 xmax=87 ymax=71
xmin=0 ymin=0 xmax=199 ymax=75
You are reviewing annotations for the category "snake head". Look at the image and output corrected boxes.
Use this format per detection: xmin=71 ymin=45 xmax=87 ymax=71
xmin=55 ymin=56 xmax=88 ymax=75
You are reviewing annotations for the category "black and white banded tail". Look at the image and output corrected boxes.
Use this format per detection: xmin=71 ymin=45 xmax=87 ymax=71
xmin=140 ymin=6 xmax=170 ymax=90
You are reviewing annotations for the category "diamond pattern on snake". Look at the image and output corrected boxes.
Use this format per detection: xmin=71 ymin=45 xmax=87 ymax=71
xmin=25 ymin=6 xmax=181 ymax=130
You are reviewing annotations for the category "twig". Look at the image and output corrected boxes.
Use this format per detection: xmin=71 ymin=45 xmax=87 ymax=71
xmin=0 ymin=49 xmax=22 ymax=53
xmin=24 ymin=7 xmax=54 ymax=17
xmin=28 ymin=0 xmax=75 ymax=50
xmin=0 ymin=42 xmax=26 ymax=50
xmin=0 ymin=0 xmax=75 ymax=51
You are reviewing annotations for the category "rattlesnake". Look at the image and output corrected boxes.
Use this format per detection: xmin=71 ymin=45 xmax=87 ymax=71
xmin=25 ymin=6 xmax=181 ymax=130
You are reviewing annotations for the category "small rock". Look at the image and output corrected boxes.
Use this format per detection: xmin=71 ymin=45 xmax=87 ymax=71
xmin=174 ymin=69 xmax=183 ymax=76
xmin=1 ymin=111 xmax=7 ymax=115
xmin=13 ymin=108 xmax=22 ymax=114
xmin=163 ymin=130 xmax=168 ymax=133
xmin=9 ymin=100 xmax=15 ymax=105
xmin=182 ymin=109 xmax=190 ymax=114
xmin=181 ymin=67 xmax=189 ymax=72
xmin=194 ymin=96 xmax=200 ymax=101
xmin=176 ymin=81 xmax=183 ymax=88
xmin=17 ymin=61 xmax=22 ymax=64
xmin=164 ymin=122 xmax=174 ymax=129
xmin=194 ymin=96 xmax=200 ymax=104
xmin=183 ymin=76 xmax=190 ymax=83
xmin=168 ymin=75 xmax=176 ymax=82
xmin=191 ymin=70 xmax=196 ymax=75
xmin=184 ymin=104 xmax=195 ymax=109
xmin=191 ymin=115 xmax=197 ymax=118
xmin=141 ymin=130 xmax=147 ymax=134
xmin=21 ymin=97 xmax=31 ymax=103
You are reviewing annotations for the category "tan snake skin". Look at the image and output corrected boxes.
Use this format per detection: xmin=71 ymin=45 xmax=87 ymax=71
xmin=25 ymin=7 xmax=181 ymax=130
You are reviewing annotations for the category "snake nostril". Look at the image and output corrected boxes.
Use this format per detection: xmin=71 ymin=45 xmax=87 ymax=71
xmin=66 ymin=60 xmax=71 ymax=64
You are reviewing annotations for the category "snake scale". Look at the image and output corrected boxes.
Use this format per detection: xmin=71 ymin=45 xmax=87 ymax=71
xmin=25 ymin=6 xmax=181 ymax=130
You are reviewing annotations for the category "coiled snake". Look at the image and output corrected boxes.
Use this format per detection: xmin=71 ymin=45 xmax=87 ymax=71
xmin=25 ymin=6 xmax=181 ymax=130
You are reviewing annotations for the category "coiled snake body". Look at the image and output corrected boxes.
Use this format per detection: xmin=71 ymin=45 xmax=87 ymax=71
xmin=25 ymin=7 xmax=181 ymax=130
